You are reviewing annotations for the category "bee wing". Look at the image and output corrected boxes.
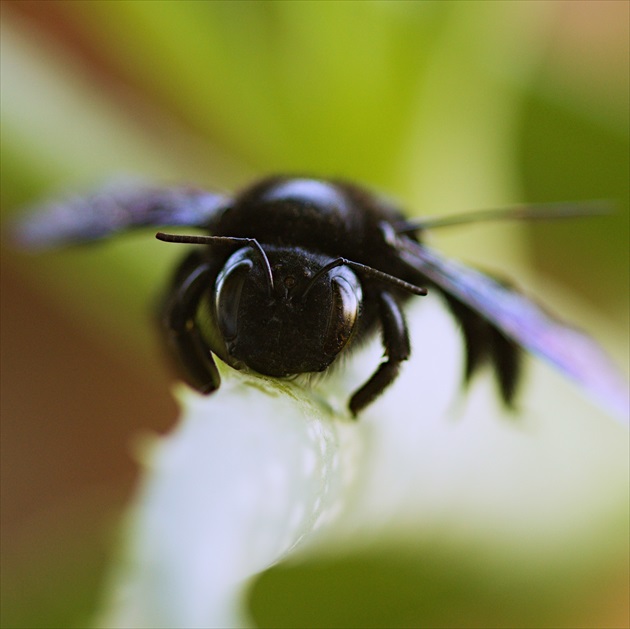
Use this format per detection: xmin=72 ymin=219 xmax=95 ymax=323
xmin=13 ymin=185 xmax=229 ymax=249
xmin=394 ymin=233 xmax=629 ymax=424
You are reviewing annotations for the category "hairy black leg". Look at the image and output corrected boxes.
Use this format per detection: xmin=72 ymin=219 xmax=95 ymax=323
xmin=159 ymin=254 xmax=221 ymax=394
xmin=349 ymin=291 xmax=410 ymax=416
xmin=443 ymin=293 xmax=522 ymax=407
xmin=442 ymin=293 xmax=488 ymax=384
xmin=489 ymin=327 xmax=521 ymax=407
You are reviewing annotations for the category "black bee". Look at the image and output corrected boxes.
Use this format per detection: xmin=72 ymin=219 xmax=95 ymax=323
xmin=16 ymin=176 xmax=628 ymax=419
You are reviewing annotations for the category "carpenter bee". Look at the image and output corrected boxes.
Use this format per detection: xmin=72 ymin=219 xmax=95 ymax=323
xmin=16 ymin=176 xmax=629 ymax=420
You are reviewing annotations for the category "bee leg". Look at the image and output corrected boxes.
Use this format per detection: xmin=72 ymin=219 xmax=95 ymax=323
xmin=159 ymin=254 xmax=221 ymax=394
xmin=442 ymin=294 xmax=521 ymax=408
xmin=442 ymin=293 xmax=490 ymax=384
xmin=349 ymin=291 xmax=410 ymax=417
xmin=488 ymin=326 xmax=521 ymax=408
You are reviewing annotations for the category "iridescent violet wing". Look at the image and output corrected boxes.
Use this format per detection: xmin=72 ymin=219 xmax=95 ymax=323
xmin=391 ymin=230 xmax=629 ymax=424
xmin=14 ymin=185 xmax=230 ymax=248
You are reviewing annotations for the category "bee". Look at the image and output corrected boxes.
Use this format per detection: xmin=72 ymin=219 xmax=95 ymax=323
xmin=16 ymin=176 xmax=628 ymax=419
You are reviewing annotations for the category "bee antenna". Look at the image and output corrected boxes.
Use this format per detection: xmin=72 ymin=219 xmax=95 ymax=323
xmin=301 ymin=257 xmax=427 ymax=299
xmin=155 ymin=232 xmax=274 ymax=294
xmin=395 ymin=200 xmax=614 ymax=233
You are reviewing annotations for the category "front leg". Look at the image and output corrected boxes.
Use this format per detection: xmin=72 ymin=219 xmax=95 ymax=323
xmin=159 ymin=253 xmax=221 ymax=394
xmin=349 ymin=291 xmax=410 ymax=417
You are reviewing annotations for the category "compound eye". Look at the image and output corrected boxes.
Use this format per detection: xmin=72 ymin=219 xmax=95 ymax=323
xmin=323 ymin=273 xmax=361 ymax=357
xmin=215 ymin=257 xmax=253 ymax=341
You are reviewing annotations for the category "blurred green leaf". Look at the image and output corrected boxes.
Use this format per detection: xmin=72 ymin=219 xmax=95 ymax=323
xmin=520 ymin=91 xmax=630 ymax=323
xmin=250 ymin=542 xmax=628 ymax=629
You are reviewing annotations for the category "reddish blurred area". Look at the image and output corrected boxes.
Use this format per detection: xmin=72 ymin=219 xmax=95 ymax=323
xmin=0 ymin=4 xmax=189 ymax=623
xmin=1 ymin=259 xmax=177 ymax=531
xmin=0 ymin=0 xmax=178 ymax=550
xmin=4 ymin=0 xmax=120 ymax=82
xmin=1 ymin=257 xmax=178 ymax=624
xmin=2 ymin=0 xmax=199 ymax=155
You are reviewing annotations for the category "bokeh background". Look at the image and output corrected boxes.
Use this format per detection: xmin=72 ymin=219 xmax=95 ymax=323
xmin=1 ymin=1 xmax=628 ymax=627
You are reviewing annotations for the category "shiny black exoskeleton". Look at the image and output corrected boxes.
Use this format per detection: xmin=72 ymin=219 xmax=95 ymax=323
xmin=155 ymin=177 xmax=515 ymax=415
xmin=17 ymin=175 xmax=628 ymax=419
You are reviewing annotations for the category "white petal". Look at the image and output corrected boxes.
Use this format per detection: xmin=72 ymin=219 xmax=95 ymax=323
xmin=98 ymin=381 xmax=350 ymax=628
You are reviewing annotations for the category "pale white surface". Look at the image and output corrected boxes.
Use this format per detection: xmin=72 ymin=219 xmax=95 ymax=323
xmin=99 ymin=298 xmax=628 ymax=628
xmin=99 ymin=381 xmax=348 ymax=628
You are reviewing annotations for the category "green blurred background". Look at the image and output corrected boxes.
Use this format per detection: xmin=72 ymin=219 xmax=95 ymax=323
xmin=1 ymin=1 xmax=628 ymax=627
